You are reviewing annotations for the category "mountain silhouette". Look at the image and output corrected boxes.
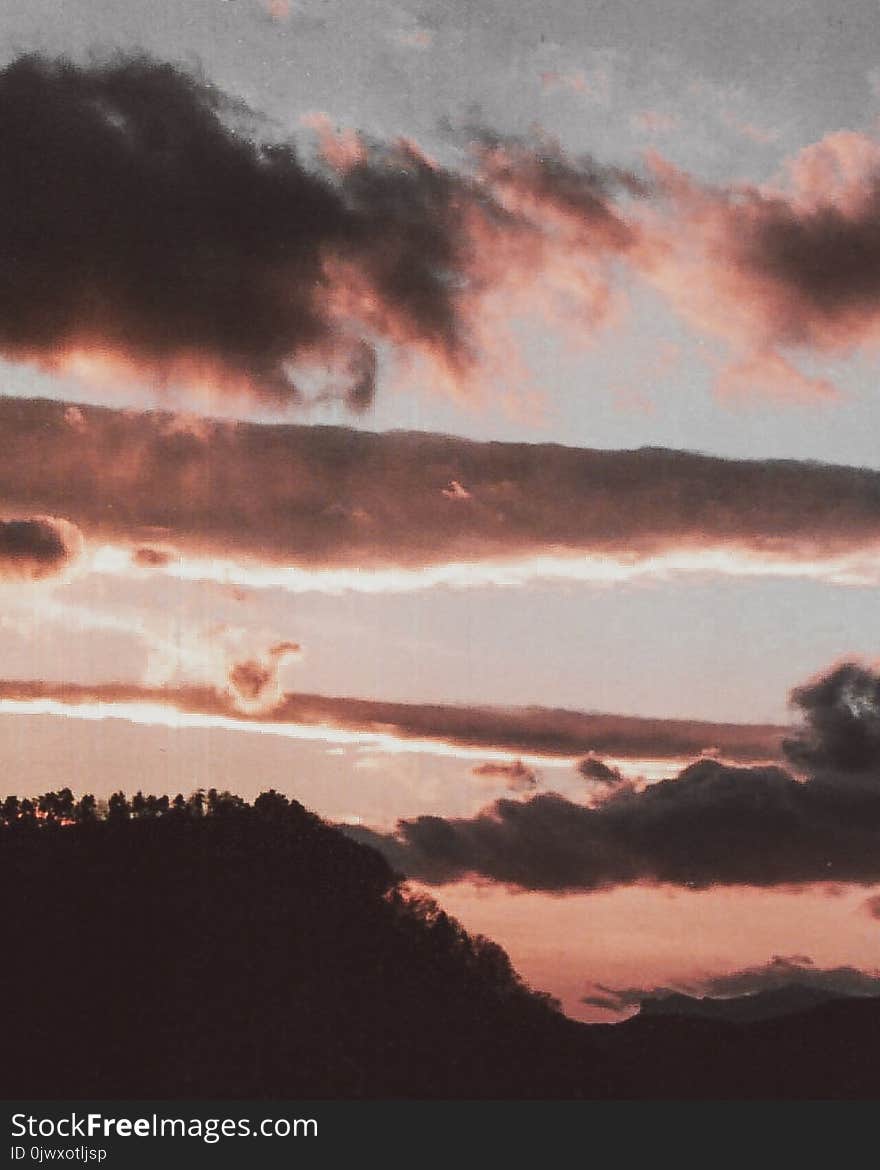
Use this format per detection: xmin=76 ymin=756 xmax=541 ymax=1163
xmin=636 ymin=985 xmax=852 ymax=1023
xmin=3 ymin=788 xmax=880 ymax=1099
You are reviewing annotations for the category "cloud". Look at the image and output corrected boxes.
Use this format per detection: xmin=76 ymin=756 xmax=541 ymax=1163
xmin=783 ymin=662 xmax=880 ymax=774
xmin=349 ymin=742 xmax=880 ymax=890
xmin=259 ymin=695 xmax=784 ymax=765
xmin=583 ymin=955 xmax=880 ymax=1013
xmin=227 ymin=640 xmax=301 ymax=709
xmin=7 ymin=55 xmax=880 ymax=411
xmin=577 ymin=755 xmax=625 ymax=787
xmin=0 ymin=677 xmax=785 ymax=766
xmin=0 ymin=53 xmax=642 ymax=413
xmin=642 ymin=132 xmax=880 ymax=398
xmin=0 ymin=517 xmax=83 ymax=582
xmin=471 ymin=760 xmax=537 ymax=790
xmin=0 ymin=54 xmax=365 ymax=408
xmin=9 ymin=397 xmax=880 ymax=586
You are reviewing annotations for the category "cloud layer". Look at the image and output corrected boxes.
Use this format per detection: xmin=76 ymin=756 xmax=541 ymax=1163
xmin=6 ymin=397 xmax=880 ymax=580
xmin=0 ymin=677 xmax=786 ymax=765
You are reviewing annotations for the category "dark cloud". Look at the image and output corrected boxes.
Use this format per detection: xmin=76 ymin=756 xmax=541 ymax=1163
xmin=784 ymin=662 xmax=880 ymax=774
xmin=0 ymin=517 xmax=83 ymax=582
xmin=738 ymin=138 xmax=880 ymax=351
xmin=0 ymin=54 xmax=637 ymax=409
xmin=6 ymin=396 xmax=880 ymax=574
xmin=349 ymin=754 xmax=880 ymax=891
xmin=577 ymin=755 xmax=625 ymax=786
xmin=0 ymin=53 xmax=359 ymax=406
xmin=264 ymin=693 xmax=784 ymax=764
xmin=582 ymin=955 xmax=880 ymax=1013
xmin=471 ymin=760 xmax=537 ymax=790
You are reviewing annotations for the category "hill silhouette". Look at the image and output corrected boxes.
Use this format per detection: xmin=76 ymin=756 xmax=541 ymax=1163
xmin=3 ymin=787 xmax=880 ymax=1099
xmin=0 ymin=787 xmax=596 ymax=1098
xmin=636 ymin=985 xmax=850 ymax=1024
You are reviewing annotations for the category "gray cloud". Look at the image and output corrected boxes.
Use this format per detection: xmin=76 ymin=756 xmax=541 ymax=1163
xmin=348 ymin=745 xmax=880 ymax=891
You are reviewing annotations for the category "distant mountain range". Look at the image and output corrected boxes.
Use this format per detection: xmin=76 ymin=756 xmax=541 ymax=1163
xmin=637 ymin=984 xmax=873 ymax=1024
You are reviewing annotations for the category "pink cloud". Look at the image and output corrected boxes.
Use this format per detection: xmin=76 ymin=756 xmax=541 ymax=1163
xmin=634 ymin=133 xmax=880 ymax=401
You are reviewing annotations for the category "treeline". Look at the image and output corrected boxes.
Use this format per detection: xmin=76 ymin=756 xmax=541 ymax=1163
xmin=0 ymin=785 xmax=282 ymax=826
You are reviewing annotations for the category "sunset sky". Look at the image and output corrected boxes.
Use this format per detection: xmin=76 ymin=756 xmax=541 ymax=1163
xmin=5 ymin=0 xmax=880 ymax=1021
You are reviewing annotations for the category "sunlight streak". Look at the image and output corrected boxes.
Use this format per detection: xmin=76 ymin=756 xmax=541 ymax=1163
xmin=88 ymin=542 xmax=880 ymax=595
xmin=0 ymin=694 xmax=688 ymax=780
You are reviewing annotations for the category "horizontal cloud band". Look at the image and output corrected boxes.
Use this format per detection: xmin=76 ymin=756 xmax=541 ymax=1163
xmin=0 ymin=677 xmax=786 ymax=765
xmin=6 ymin=397 xmax=880 ymax=581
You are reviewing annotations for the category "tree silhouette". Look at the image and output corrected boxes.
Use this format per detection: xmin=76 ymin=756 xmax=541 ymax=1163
xmin=107 ymin=791 xmax=130 ymax=822
xmin=1 ymin=794 xmax=19 ymax=826
xmin=74 ymin=793 xmax=97 ymax=823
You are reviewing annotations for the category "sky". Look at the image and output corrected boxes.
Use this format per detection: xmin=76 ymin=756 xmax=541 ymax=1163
xmin=5 ymin=0 xmax=880 ymax=1021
